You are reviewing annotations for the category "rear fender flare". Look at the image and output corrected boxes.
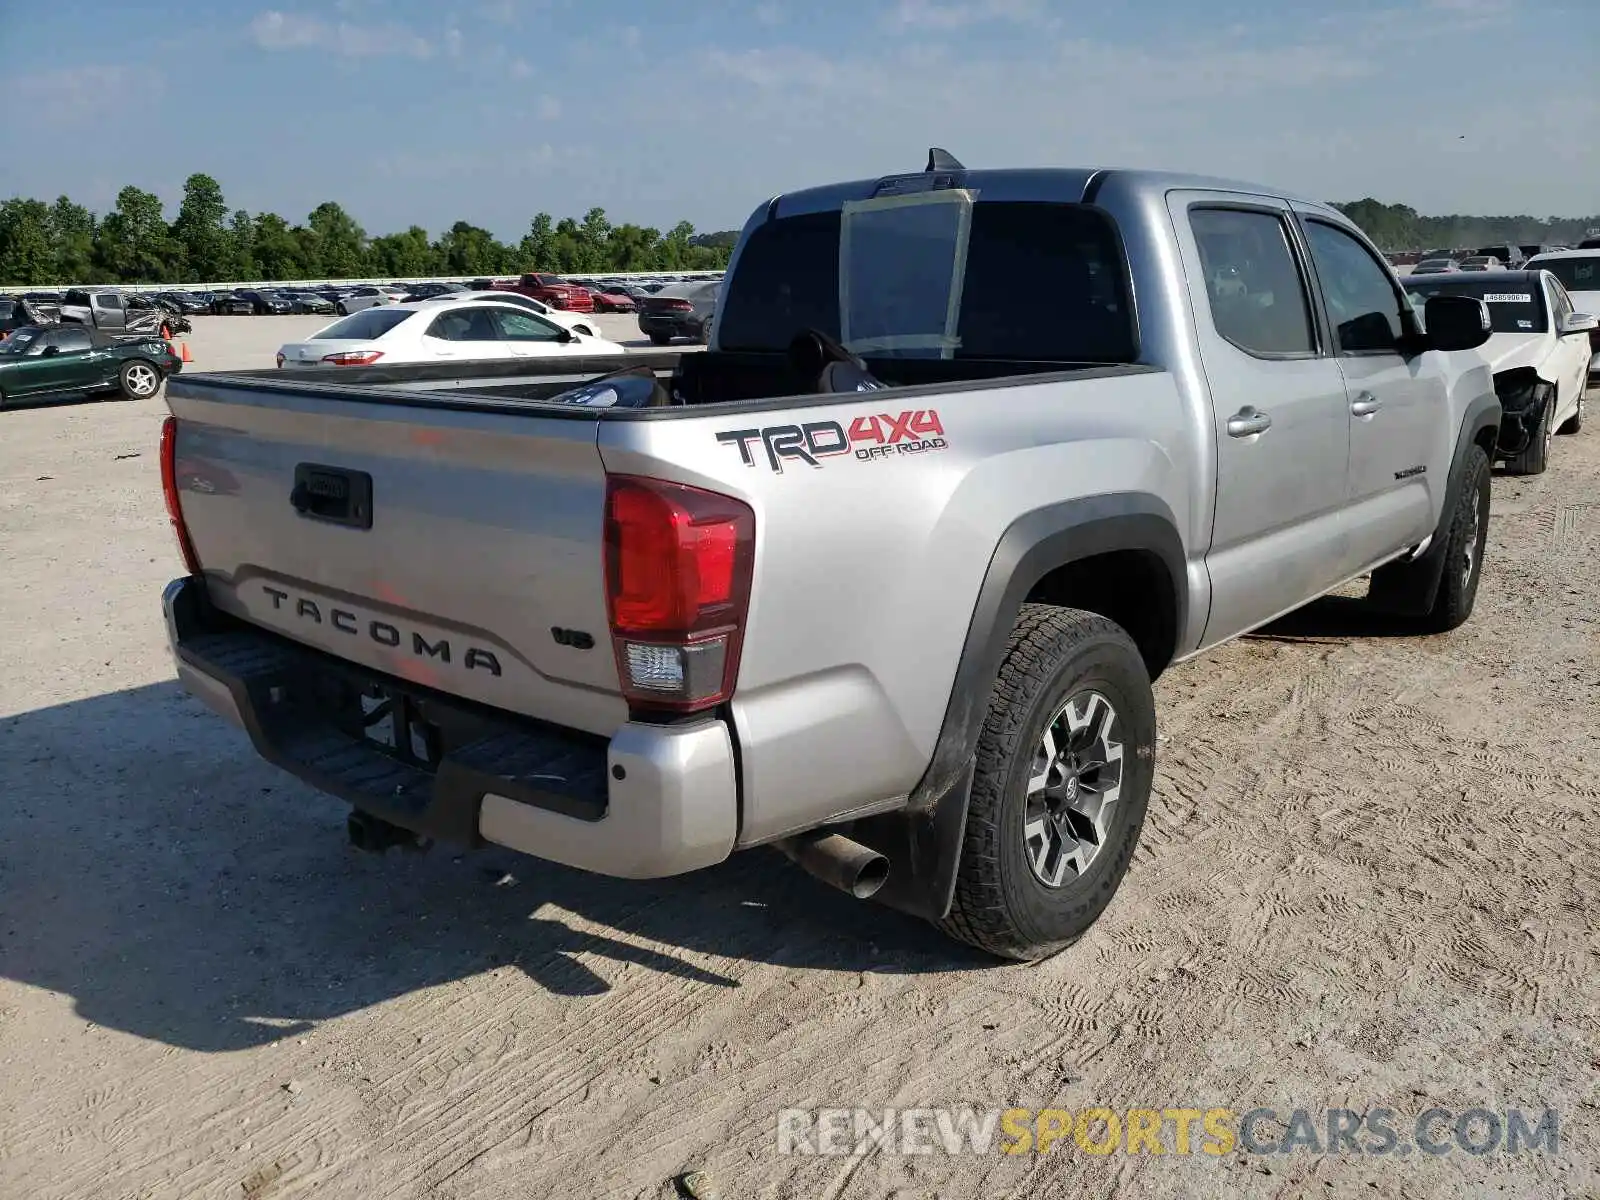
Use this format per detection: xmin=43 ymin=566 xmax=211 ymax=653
xmin=851 ymin=493 xmax=1187 ymax=922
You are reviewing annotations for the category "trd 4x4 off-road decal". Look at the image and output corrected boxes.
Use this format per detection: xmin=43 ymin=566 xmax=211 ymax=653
xmin=716 ymin=409 xmax=948 ymax=473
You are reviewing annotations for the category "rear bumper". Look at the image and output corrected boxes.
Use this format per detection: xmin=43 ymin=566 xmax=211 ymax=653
xmin=162 ymin=576 xmax=738 ymax=878
xmin=637 ymin=315 xmax=701 ymax=336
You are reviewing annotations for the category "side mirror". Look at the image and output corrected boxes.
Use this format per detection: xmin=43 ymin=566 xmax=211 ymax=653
xmin=1422 ymin=294 xmax=1491 ymax=352
xmin=41 ymin=344 xmax=60 ymax=358
xmin=1562 ymin=312 xmax=1598 ymax=335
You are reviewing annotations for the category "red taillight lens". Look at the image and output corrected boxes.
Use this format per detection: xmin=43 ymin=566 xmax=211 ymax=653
xmin=321 ymin=350 xmax=384 ymax=366
xmin=160 ymin=416 xmax=201 ymax=575
xmin=660 ymin=299 xmax=693 ymax=312
xmin=604 ymin=475 xmax=755 ymax=713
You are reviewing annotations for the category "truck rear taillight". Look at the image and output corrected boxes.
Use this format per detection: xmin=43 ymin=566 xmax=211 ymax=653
xmin=604 ymin=475 xmax=755 ymax=713
xmin=160 ymin=416 xmax=201 ymax=575
xmin=658 ymin=299 xmax=693 ymax=312
xmin=321 ymin=350 xmax=385 ymax=366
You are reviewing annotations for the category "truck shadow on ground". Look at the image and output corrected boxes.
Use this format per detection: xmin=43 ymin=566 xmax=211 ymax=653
xmin=1251 ymin=591 xmax=1426 ymax=643
xmin=0 ymin=681 xmax=981 ymax=1054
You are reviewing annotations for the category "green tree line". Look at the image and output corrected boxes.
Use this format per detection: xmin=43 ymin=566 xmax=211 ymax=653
xmin=1333 ymin=198 xmax=1599 ymax=253
xmin=0 ymin=173 xmax=737 ymax=287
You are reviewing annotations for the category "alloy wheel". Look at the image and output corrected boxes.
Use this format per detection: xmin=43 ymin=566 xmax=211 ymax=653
xmin=1023 ymin=690 xmax=1124 ymax=888
xmin=125 ymin=364 xmax=159 ymax=397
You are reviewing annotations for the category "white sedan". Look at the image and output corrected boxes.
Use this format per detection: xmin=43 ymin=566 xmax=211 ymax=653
xmin=275 ymin=298 xmax=625 ymax=369
xmin=1405 ymin=268 xmax=1594 ymax=474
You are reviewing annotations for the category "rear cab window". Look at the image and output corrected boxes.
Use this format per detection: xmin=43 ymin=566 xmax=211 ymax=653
xmin=715 ymin=200 xmax=1137 ymax=363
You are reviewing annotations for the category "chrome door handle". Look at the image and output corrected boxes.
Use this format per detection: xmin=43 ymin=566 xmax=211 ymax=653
xmin=1350 ymin=392 xmax=1382 ymax=417
xmin=1226 ymin=406 xmax=1272 ymax=438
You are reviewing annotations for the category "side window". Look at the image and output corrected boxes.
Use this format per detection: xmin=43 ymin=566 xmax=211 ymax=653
xmin=55 ymin=328 xmax=93 ymax=354
xmin=99 ymin=294 xmax=123 ymax=310
xmin=491 ymin=309 xmax=563 ymax=341
xmin=1303 ymin=220 xmax=1406 ymax=353
xmin=1188 ymin=208 xmax=1316 ymax=357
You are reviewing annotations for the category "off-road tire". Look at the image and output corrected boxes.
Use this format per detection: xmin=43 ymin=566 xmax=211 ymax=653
xmin=939 ymin=605 xmax=1156 ymax=961
xmin=1557 ymin=391 xmax=1584 ymax=435
xmin=1506 ymin=390 xmax=1553 ymax=475
xmin=117 ymin=359 xmax=162 ymax=401
xmin=1417 ymin=444 xmax=1491 ymax=633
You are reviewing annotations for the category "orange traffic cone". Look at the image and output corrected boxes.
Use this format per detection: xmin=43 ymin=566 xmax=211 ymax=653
xmin=180 ymin=342 xmax=193 ymax=363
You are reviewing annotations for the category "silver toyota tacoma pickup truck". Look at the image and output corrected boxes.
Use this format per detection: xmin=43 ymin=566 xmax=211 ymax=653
xmin=160 ymin=153 xmax=1500 ymax=960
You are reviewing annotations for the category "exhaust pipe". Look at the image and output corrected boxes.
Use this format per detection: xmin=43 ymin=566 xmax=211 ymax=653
xmin=347 ymin=810 xmax=421 ymax=854
xmin=775 ymin=829 xmax=889 ymax=900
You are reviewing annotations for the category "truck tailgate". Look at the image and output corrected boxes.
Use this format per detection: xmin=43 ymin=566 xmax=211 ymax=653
xmin=166 ymin=377 xmax=627 ymax=736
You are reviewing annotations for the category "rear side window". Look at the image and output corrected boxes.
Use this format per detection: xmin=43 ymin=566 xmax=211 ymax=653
xmin=716 ymin=201 xmax=1136 ymax=362
xmin=99 ymin=293 xmax=123 ymax=310
xmin=1189 ymin=208 xmax=1316 ymax=356
xmin=426 ymin=307 xmax=502 ymax=342
xmin=313 ymin=309 xmax=413 ymax=340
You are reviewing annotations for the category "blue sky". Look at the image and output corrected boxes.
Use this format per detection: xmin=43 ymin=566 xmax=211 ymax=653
xmin=1 ymin=0 xmax=1593 ymax=240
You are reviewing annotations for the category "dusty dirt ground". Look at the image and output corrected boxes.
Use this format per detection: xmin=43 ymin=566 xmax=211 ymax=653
xmin=0 ymin=345 xmax=1595 ymax=1198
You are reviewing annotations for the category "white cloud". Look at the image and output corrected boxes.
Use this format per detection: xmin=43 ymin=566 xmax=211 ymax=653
xmin=15 ymin=66 xmax=161 ymax=124
xmin=755 ymin=2 xmax=785 ymax=24
xmin=248 ymin=10 xmax=435 ymax=58
xmin=510 ymin=58 xmax=533 ymax=79
xmin=445 ymin=27 xmax=465 ymax=58
xmin=881 ymin=0 xmax=1047 ymax=31
xmin=536 ymin=96 xmax=563 ymax=120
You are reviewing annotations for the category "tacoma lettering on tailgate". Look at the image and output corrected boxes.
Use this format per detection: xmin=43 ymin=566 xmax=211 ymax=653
xmin=262 ymin=585 xmax=503 ymax=676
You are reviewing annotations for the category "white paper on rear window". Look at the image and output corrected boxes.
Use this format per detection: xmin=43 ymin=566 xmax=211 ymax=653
xmin=839 ymin=188 xmax=975 ymax=358
xmin=1483 ymin=293 xmax=1533 ymax=303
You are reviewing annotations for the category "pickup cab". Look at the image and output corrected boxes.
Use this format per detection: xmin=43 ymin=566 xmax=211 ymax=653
xmin=496 ymin=273 xmax=595 ymax=312
xmin=159 ymin=154 xmax=1500 ymax=960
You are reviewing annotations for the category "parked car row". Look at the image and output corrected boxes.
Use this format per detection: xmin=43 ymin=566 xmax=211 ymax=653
xmin=272 ymin=295 xmax=626 ymax=369
xmin=1406 ymin=244 xmax=1581 ymax=275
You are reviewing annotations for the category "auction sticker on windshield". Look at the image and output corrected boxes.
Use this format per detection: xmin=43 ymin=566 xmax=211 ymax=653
xmin=1483 ymin=293 xmax=1534 ymax=303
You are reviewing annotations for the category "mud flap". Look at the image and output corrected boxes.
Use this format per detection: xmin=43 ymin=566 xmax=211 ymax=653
xmin=848 ymin=757 xmax=976 ymax=922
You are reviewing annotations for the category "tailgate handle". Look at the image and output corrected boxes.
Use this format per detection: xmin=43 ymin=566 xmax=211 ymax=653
xmin=291 ymin=463 xmax=373 ymax=530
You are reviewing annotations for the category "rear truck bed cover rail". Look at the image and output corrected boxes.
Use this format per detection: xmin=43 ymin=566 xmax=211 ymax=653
xmin=160 ymin=157 xmax=1500 ymax=961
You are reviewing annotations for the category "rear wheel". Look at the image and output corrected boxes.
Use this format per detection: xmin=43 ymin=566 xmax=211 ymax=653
xmin=648 ymin=332 xmax=672 ymax=346
xmin=1417 ymin=444 xmax=1491 ymax=633
xmin=939 ymin=605 xmax=1156 ymax=961
xmin=117 ymin=359 xmax=162 ymax=401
